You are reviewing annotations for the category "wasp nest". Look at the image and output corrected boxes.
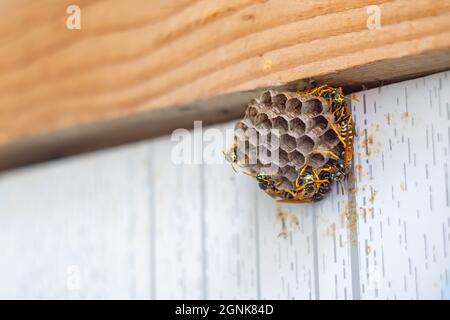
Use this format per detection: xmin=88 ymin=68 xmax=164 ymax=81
xmin=234 ymin=90 xmax=341 ymax=191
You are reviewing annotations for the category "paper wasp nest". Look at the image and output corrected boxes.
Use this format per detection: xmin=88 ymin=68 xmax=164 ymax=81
xmin=234 ymin=90 xmax=341 ymax=191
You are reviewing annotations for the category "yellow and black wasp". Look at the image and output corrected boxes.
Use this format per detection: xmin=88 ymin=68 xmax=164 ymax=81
xmin=223 ymin=143 xmax=239 ymax=172
xmin=301 ymin=84 xmax=354 ymax=176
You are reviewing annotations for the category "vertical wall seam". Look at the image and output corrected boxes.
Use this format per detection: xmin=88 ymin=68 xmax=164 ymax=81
xmin=348 ymin=100 xmax=361 ymax=300
xmin=312 ymin=211 xmax=320 ymax=300
xmin=148 ymin=143 xmax=156 ymax=300
xmin=254 ymin=185 xmax=261 ymax=299
xmin=200 ymin=162 xmax=208 ymax=299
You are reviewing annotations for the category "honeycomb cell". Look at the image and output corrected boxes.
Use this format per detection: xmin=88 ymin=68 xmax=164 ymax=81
xmin=308 ymin=152 xmax=326 ymax=168
xmin=272 ymin=116 xmax=289 ymax=132
xmin=234 ymin=127 xmax=246 ymax=142
xmin=297 ymin=135 xmax=314 ymax=154
xmin=322 ymin=128 xmax=340 ymax=147
xmin=235 ymin=140 xmax=248 ymax=164
xmin=288 ymin=150 xmax=305 ymax=169
xmin=289 ymin=117 xmax=306 ymax=134
xmin=260 ymin=163 xmax=280 ymax=176
xmin=247 ymin=129 xmax=259 ymax=149
xmin=246 ymin=105 xmax=259 ymax=118
xmin=309 ymin=115 xmax=328 ymax=135
xmin=258 ymin=145 xmax=272 ymax=165
xmin=281 ymin=165 xmax=298 ymax=182
xmin=286 ymin=98 xmax=302 ymax=116
xmin=276 ymin=149 xmax=289 ymax=167
xmin=257 ymin=128 xmax=271 ymax=147
xmin=278 ymin=177 xmax=293 ymax=190
xmin=255 ymin=113 xmax=272 ymax=130
xmin=302 ymin=98 xmax=323 ymax=117
xmin=260 ymin=91 xmax=272 ymax=104
xmin=268 ymin=131 xmax=280 ymax=150
xmin=280 ymin=134 xmax=296 ymax=152
xmin=273 ymin=94 xmax=287 ymax=112
xmin=247 ymin=140 xmax=258 ymax=158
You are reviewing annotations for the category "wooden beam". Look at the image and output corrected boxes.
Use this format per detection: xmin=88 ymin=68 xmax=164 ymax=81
xmin=1 ymin=0 xmax=450 ymax=170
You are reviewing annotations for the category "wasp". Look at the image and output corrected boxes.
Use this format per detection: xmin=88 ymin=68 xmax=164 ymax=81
xmin=302 ymin=84 xmax=346 ymax=111
xmin=255 ymin=172 xmax=280 ymax=192
xmin=242 ymin=171 xmax=280 ymax=195
xmin=302 ymin=84 xmax=354 ymax=175
xmin=223 ymin=143 xmax=251 ymax=172
xmin=246 ymin=171 xmax=299 ymax=200
xmin=277 ymin=162 xmax=333 ymax=203
xmin=222 ymin=143 xmax=238 ymax=172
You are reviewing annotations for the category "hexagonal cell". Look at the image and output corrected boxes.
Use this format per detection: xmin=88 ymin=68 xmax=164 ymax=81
xmin=272 ymin=115 xmax=289 ymax=132
xmin=277 ymin=149 xmax=289 ymax=167
xmin=246 ymin=105 xmax=259 ymax=118
xmin=308 ymin=115 xmax=329 ymax=135
xmin=278 ymin=177 xmax=294 ymax=190
xmin=285 ymin=98 xmax=302 ymax=116
xmin=321 ymin=128 xmax=340 ymax=147
xmin=255 ymin=113 xmax=272 ymax=130
xmin=234 ymin=121 xmax=250 ymax=140
xmin=235 ymin=138 xmax=248 ymax=153
xmin=281 ymin=165 xmax=298 ymax=182
xmin=280 ymin=134 xmax=297 ymax=152
xmin=308 ymin=152 xmax=327 ymax=168
xmin=260 ymin=164 xmax=279 ymax=176
xmin=235 ymin=140 xmax=249 ymax=164
xmin=260 ymin=91 xmax=272 ymax=104
xmin=263 ymin=108 xmax=278 ymax=119
xmin=290 ymin=117 xmax=306 ymax=135
xmin=245 ymin=144 xmax=259 ymax=165
xmin=268 ymin=131 xmax=280 ymax=150
xmin=297 ymin=135 xmax=315 ymax=154
xmin=235 ymin=119 xmax=249 ymax=131
xmin=234 ymin=128 xmax=246 ymax=143
xmin=288 ymin=150 xmax=305 ymax=169
xmin=259 ymin=145 xmax=273 ymax=165
xmin=257 ymin=128 xmax=271 ymax=146
xmin=246 ymin=129 xmax=259 ymax=148
xmin=272 ymin=93 xmax=287 ymax=112
xmin=267 ymin=163 xmax=281 ymax=176
xmin=302 ymin=98 xmax=323 ymax=117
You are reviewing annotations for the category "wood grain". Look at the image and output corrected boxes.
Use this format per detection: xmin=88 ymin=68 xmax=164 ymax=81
xmin=1 ymin=0 xmax=450 ymax=170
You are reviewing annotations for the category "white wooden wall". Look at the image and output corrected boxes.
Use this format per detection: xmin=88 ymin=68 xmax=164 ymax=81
xmin=0 ymin=71 xmax=449 ymax=299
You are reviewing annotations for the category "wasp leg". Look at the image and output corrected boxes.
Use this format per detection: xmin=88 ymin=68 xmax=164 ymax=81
xmin=294 ymin=162 xmax=310 ymax=189
xmin=316 ymin=165 xmax=337 ymax=175
xmin=242 ymin=170 xmax=256 ymax=177
xmin=325 ymin=115 xmax=347 ymax=146
xmin=311 ymin=149 xmax=339 ymax=160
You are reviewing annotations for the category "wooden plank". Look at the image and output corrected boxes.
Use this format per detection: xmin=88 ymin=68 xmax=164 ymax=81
xmin=1 ymin=0 xmax=450 ymax=170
